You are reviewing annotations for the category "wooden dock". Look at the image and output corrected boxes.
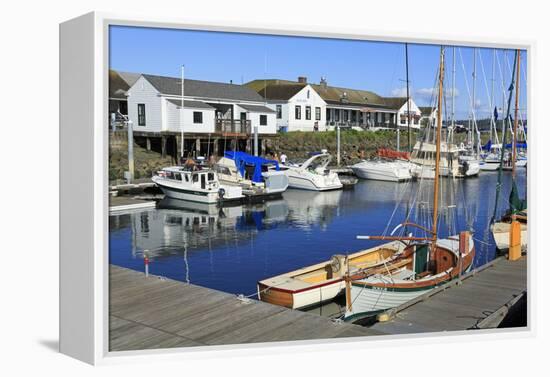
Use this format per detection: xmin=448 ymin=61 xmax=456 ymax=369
xmin=371 ymin=256 xmax=527 ymax=334
xmin=109 ymin=265 xmax=382 ymax=352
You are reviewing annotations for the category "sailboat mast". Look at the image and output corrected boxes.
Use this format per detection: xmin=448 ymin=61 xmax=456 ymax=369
xmin=451 ymin=47 xmax=456 ymax=144
xmin=181 ymin=65 xmax=185 ymax=159
xmin=406 ymin=43 xmax=411 ymax=152
xmin=512 ymin=50 xmax=521 ymax=178
xmin=432 ymin=47 xmax=445 ymax=251
xmin=492 ymin=49 xmax=518 ymax=223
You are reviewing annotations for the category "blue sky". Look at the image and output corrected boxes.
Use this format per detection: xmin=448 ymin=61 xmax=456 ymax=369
xmin=110 ymin=26 xmax=527 ymax=120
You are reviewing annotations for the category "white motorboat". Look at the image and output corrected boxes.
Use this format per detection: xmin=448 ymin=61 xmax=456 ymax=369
xmin=409 ymin=141 xmax=461 ymax=179
xmin=214 ymin=151 xmax=288 ymax=194
xmin=458 ymin=155 xmax=480 ymax=177
xmin=351 ymin=159 xmax=412 ymax=182
xmin=280 ymin=152 xmax=343 ymax=191
xmin=152 ymin=166 xmax=243 ymax=204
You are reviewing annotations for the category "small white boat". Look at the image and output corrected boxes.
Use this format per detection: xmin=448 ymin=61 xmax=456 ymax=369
xmin=351 ymin=159 xmax=412 ymax=182
xmin=458 ymin=155 xmax=480 ymax=177
xmin=152 ymin=166 xmax=243 ymax=204
xmin=215 ymin=151 xmax=288 ymax=194
xmin=280 ymin=152 xmax=343 ymax=191
xmin=257 ymin=241 xmax=405 ymax=309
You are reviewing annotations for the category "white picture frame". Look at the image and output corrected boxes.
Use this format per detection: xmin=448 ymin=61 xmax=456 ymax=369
xmin=59 ymin=11 xmax=534 ymax=365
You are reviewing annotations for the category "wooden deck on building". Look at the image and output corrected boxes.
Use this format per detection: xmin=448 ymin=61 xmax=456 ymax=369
xmin=109 ymin=265 xmax=382 ymax=352
xmin=372 ymin=256 xmax=527 ymax=334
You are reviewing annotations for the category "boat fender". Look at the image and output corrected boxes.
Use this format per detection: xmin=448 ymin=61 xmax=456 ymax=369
xmin=218 ymin=187 xmax=226 ymax=200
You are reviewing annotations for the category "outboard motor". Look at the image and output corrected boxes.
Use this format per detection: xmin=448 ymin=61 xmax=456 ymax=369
xmin=329 ymin=254 xmax=348 ymax=278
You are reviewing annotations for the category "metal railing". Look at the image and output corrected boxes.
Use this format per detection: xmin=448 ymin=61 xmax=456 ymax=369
xmin=215 ymin=119 xmax=251 ymax=134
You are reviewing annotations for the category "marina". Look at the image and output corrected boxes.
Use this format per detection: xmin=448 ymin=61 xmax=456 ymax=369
xmin=106 ymin=28 xmax=529 ymax=354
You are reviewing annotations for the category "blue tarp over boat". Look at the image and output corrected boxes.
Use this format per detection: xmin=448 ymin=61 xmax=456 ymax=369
xmin=224 ymin=151 xmax=280 ymax=183
xmin=504 ymin=142 xmax=527 ymax=149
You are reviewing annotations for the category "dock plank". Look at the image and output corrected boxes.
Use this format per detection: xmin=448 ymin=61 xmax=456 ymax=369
xmin=109 ymin=265 xmax=377 ymax=351
xmin=372 ymin=257 xmax=527 ymax=334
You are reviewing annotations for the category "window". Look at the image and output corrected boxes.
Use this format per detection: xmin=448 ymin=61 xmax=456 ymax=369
xmin=335 ymin=109 xmax=340 ymax=122
xmin=326 ymin=109 xmax=331 ymax=121
xmin=315 ymin=107 xmax=321 ymax=121
xmin=173 ymin=173 xmax=181 ymax=181
xmin=305 ymin=106 xmax=311 ymax=120
xmin=276 ymin=105 xmax=282 ymax=119
xmin=260 ymin=114 xmax=267 ymax=126
xmin=295 ymin=105 xmax=301 ymax=120
xmin=307 ymin=90 xmax=310 ymax=99
xmin=137 ymin=104 xmax=146 ymax=126
xmin=208 ymin=172 xmax=215 ymax=181
xmin=192 ymin=174 xmax=198 ymax=182
xmin=343 ymin=110 xmax=348 ymax=122
xmin=193 ymin=111 xmax=203 ymax=124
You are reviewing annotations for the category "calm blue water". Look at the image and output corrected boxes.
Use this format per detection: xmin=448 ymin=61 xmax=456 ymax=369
xmin=109 ymin=169 xmax=526 ymax=314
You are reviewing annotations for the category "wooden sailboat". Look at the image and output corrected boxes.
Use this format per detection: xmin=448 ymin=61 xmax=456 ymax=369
xmin=257 ymin=241 xmax=406 ymax=309
xmin=343 ymin=47 xmax=475 ymax=323
xmin=491 ymin=49 xmax=528 ymax=251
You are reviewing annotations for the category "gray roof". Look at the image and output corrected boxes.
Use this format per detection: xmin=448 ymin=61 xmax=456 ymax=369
xmin=118 ymin=71 xmax=141 ymax=87
xmin=142 ymin=74 xmax=265 ymax=102
xmin=166 ymin=99 xmax=215 ymax=110
xmin=238 ymin=104 xmax=275 ymax=113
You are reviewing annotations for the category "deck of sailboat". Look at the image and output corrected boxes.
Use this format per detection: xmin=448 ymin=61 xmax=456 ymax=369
xmin=371 ymin=256 xmax=527 ymax=334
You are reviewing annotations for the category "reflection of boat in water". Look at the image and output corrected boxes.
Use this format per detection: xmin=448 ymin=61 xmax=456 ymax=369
xmin=258 ymin=241 xmax=405 ymax=309
xmin=280 ymin=152 xmax=342 ymax=191
xmin=282 ymin=188 xmax=342 ymax=228
xmin=152 ymin=166 xmax=243 ymax=204
xmin=215 ymin=151 xmax=288 ymax=195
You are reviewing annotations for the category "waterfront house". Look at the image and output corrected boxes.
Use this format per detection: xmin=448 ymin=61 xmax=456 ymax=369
xmin=247 ymin=77 xmax=328 ymax=132
xmin=109 ymin=70 xmax=140 ymax=127
xmin=247 ymin=77 xmax=420 ymax=131
xmin=125 ymin=74 xmax=276 ymax=158
xmin=382 ymin=97 xmax=422 ymax=129
xmin=419 ymin=106 xmax=438 ymax=126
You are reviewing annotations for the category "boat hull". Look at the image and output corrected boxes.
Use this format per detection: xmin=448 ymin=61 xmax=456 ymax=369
xmin=154 ymin=180 xmax=219 ymax=203
xmin=258 ymin=280 xmax=345 ymax=309
xmin=351 ymin=161 xmax=411 ymax=182
xmin=286 ymin=173 xmax=343 ymax=191
xmin=491 ymin=222 xmax=528 ymax=251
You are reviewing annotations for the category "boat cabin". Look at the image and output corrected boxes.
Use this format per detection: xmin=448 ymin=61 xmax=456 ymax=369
xmin=156 ymin=166 xmax=220 ymax=191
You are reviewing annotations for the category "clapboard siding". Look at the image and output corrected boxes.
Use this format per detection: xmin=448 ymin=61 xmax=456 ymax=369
xmin=127 ymin=76 xmax=163 ymax=132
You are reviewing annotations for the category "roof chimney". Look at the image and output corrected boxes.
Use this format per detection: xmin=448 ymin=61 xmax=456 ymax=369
xmin=298 ymin=76 xmax=307 ymax=84
xmin=320 ymin=77 xmax=327 ymax=89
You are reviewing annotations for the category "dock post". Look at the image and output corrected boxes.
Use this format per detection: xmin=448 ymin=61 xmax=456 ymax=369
xmin=345 ymin=276 xmax=352 ymax=312
xmin=161 ymin=135 xmax=167 ymax=158
xmin=254 ymin=126 xmax=259 ymax=156
xmin=127 ymin=120 xmax=134 ymax=183
xmin=337 ymin=125 xmax=341 ymax=166
xmin=509 ymin=220 xmax=521 ymax=261
xmin=144 ymin=253 xmax=150 ymax=277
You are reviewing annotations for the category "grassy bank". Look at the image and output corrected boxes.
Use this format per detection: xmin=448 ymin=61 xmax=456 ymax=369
xmin=109 ymin=138 xmax=173 ymax=184
xmin=265 ymin=129 xmax=419 ymax=165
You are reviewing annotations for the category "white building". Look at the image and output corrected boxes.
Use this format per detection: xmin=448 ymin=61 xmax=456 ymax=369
xmin=383 ymin=97 xmax=422 ymax=129
xmin=247 ymin=77 xmax=422 ymax=131
xmin=127 ymin=74 xmax=276 ymax=135
xmin=248 ymin=79 xmax=327 ymax=132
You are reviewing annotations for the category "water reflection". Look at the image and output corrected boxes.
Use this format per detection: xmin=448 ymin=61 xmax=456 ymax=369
xmin=109 ymin=170 xmax=526 ymax=314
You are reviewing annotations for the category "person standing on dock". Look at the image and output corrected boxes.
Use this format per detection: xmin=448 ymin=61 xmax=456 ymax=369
xmin=280 ymin=153 xmax=287 ymax=165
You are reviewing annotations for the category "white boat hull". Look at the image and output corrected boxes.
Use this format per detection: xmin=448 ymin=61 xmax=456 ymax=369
xmin=285 ymin=171 xmax=342 ymax=191
xmin=351 ymin=161 xmax=412 ymax=182
xmin=479 ymin=162 xmax=500 ymax=171
xmin=346 ymin=283 xmax=432 ymax=317
xmin=292 ymin=281 xmax=346 ymax=309
xmin=491 ymin=222 xmax=528 ymax=251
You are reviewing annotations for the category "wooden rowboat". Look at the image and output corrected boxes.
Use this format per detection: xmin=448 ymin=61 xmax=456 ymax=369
xmin=257 ymin=241 xmax=406 ymax=309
